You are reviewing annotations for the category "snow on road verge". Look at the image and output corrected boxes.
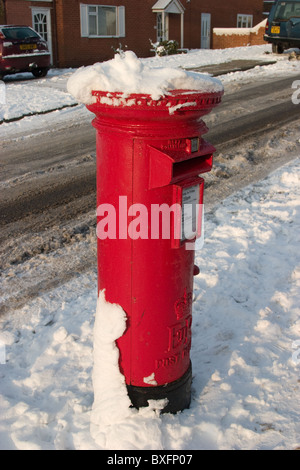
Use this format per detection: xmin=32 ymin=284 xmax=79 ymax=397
xmin=0 ymin=157 xmax=299 ymax=450
xmin=0 ymin=83 xmax=77 ymax=124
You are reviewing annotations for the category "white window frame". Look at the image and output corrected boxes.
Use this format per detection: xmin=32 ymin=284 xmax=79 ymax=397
xmin=237 ymin=14 xmax=253 ymax=28
xmin=80 ymin=4 xmax=125 ymax=38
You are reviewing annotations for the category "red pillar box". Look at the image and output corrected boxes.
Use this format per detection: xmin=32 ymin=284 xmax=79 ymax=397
xmin=88 ymin=87 xmax=222 ymax=412
xmin=87 ymin=87 xmax=223 ymax=413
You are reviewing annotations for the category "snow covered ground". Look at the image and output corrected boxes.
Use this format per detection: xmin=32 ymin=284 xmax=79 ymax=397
xmin=0 ymin=44 xmax=300 ymax=450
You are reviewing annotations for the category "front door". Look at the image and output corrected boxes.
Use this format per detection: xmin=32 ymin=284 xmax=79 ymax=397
xmin=201 ymin=13 xmax=211 ymax=49
xmin=32 ymin=8 xmax=53 ymax=64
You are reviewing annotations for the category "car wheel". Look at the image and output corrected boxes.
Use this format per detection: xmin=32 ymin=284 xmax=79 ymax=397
xmin=272 ymin=43 xmax=284 ymax=54
xmin=32 ymin=68 xmax=49 ymax=78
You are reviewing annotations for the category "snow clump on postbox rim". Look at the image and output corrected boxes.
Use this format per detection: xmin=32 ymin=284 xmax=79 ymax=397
xmin=67 ymin=50 xmax=223 ymax=105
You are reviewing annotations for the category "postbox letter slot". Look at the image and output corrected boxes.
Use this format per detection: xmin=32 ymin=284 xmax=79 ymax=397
xmin=149 ymin=145 xmax=213 ymax=189
xmin=172 ymin=154 xmax=213 ymax=183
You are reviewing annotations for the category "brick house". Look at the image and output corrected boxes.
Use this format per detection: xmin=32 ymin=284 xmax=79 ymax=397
xmin=1 ymin=0 xmax=263 ymax=68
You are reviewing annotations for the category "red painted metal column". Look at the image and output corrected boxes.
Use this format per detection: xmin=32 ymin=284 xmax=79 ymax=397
xmin=87 ymin=89 xmax=223 ymax=413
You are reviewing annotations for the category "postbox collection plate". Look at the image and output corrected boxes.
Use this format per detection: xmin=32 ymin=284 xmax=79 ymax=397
xmin=181 ymin=184 xmax=200 ymax=242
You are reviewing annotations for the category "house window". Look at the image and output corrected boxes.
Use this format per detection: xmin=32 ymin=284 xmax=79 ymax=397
xmin=80 ymin=4 xmax=125 ymax=38
xmin=237 ymin=14 xmax=253 ymax=28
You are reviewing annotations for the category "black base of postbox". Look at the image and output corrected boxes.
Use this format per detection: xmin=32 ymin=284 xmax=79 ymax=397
xmin=126 ymin=363 xmax=192 ymax=414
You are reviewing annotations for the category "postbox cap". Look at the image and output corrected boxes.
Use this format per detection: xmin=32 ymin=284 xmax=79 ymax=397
xmin=87 ymin=88 xmax=223 ymax=121
xmin=67 ymin=51 xmax=224 ymax=112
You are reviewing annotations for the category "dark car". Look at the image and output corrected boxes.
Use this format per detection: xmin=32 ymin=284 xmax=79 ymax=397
xmin=264 ymin=0 xmax=300 ymax=53
xmin=0 ymin=25 xmax=50 ymax=79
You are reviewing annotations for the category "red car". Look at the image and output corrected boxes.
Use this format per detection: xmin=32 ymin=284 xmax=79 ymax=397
xmin=0 ymin=25 xmax=50 ymax=79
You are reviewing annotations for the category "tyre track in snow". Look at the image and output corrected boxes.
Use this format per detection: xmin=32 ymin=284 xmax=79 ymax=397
xmin=1 ymin=74 xmax=300 ymax=316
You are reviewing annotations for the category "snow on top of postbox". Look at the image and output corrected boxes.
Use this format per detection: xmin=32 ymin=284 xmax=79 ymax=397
xmin=67 ymin=51 xmax=223 ymax=105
